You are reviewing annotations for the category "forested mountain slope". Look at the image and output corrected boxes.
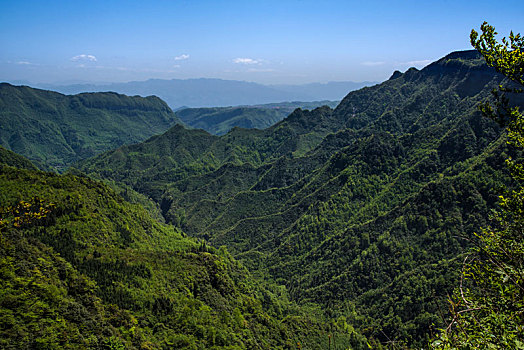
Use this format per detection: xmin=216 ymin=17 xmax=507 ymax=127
xmin=0 ymin=154 xmax=366 ymax=349
xmin=77 ymin=50 xmax=524 ymax=347
xmin=0 ymin=83 xmax=181 ymax=171
xmin=0 ymin=146 xmax=38 ymax=170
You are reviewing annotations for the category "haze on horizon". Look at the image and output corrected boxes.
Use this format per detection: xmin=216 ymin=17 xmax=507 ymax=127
xmin=1 ymin=0 xmax=523 ymax=86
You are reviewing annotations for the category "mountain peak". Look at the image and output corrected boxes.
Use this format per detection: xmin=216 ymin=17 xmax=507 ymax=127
xmin=425 ymin=49 xmax=486 ymax=71
xmin=389 ymin=70 xmax=403 ymax=80
xmin=441 ymin=49 xmax=482 ymax=61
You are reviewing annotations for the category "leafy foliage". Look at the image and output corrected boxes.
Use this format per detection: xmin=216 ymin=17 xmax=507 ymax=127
xmin=434 ymin=23 xmax=524 ymax=349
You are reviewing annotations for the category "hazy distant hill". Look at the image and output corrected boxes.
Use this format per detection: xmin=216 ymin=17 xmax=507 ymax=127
xmin=31 ymin=78 xmax=372 ymax=108
xmin=270 ymin=81 xmax=376 ymax=101
xmin=0 ymin=83 xmax=181 ymax=170
xmin=178 ymin=100 xmax=340 ymax=135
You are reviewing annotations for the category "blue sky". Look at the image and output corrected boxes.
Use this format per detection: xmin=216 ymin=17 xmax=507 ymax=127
xmin=1 ymin=0 xmax=523 ymax=85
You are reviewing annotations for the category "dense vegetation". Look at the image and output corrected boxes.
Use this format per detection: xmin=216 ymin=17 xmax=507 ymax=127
xmin=0 ymin=146 xmax=38 ymax=171
xmin=3 ymin=29 xmax=523 ymax=347
xmin=0 ymin=83 xmax=180 ymax=171
xmin=78 ymin=49 xmax=524 ymax=347
xmin=0 ymin=153 xmax=366 ymax=349
xmin=177 ymin=100 xmax=339 ymax=135
xmin=434 ymin=22 xmax=524 ymax=349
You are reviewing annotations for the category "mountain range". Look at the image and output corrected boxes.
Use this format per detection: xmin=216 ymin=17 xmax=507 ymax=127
xmin=1 ymin=49 xmax=522 ymax=348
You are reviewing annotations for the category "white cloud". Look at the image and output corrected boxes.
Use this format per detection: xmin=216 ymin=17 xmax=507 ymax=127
xmin=71 ymin=54 xmax=97 ymax=62
xmin=247 ymin=68 xmax=275 ymax=73
xmin=233 ymin=58 xmax=259 ymax=65
xmin=405 ymin=59 xmax=432 ymax=67
xmin=361 ymin=61 xmax=385 ymax=66
xmin=16 ymin=61 xmax=32 ymax=65
xmin=174 ymin=54 xmax=189 ymax=61
xmin=173 ymin=64 xmax=181 ymax=68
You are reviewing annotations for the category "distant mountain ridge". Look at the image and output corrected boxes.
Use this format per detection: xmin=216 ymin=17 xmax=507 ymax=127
xmin=25 ymin=78 xmax=373 ymax=109
xmin=177 ymin=100 xmax=340 ymax=135
xmin=270 ymin=81 xmax=376 ymax=101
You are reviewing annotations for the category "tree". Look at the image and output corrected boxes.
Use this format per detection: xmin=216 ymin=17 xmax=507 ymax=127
xmin=433 ymin=22 xmax=524 ymax=349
